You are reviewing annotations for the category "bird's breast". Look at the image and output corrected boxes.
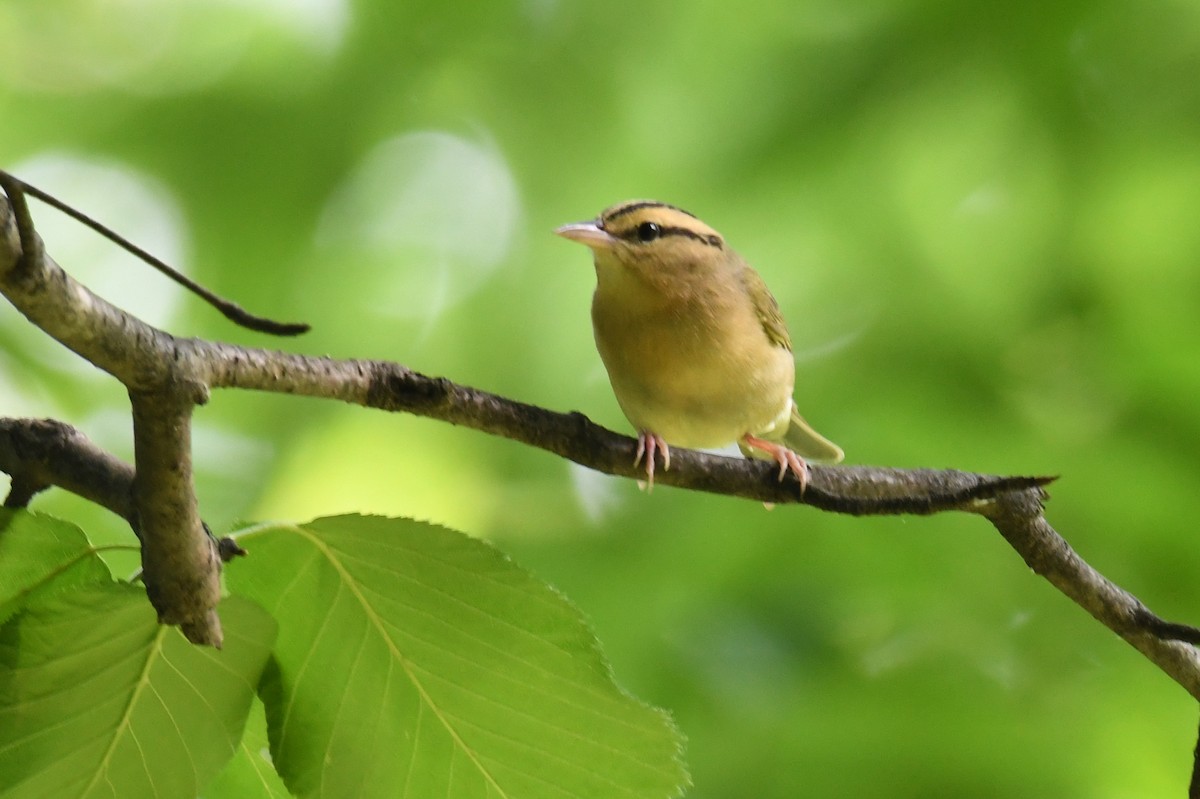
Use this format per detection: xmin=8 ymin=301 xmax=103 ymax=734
xmin=591 ymin=287 xmax=794 ymax=448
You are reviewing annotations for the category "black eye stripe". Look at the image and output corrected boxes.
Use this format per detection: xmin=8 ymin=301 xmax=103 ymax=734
xmin=604 ymin=201 xmax=697 ymax=222
xmin=614 ymin=224 xmax=722 ymax=248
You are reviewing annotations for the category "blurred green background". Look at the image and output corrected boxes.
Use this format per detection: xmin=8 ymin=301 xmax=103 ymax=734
xmin=3 ymin=0 xmax=1200 ymax=795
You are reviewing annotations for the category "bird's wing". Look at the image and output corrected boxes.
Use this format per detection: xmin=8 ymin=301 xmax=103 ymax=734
xmin=739 ymin=265 xmax=793 ymax=352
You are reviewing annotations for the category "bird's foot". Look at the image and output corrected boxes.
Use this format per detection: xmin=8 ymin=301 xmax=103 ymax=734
xmin=741 ymin=434 xmax=808 ymax=495
xmin=634 ymin=431 xmax=671 ymax=489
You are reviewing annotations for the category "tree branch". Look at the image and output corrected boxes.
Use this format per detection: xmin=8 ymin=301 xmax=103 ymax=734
xmin=1 ymin=181 xmax=1198 ymax=710
xmin=129 ymin=390 xmax=222 ymax=647
xmin=0 ymin=417 xmax=134 ymax=516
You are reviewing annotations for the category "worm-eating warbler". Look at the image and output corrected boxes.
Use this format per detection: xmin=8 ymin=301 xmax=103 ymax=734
xmin=556 ymin=200 xmax=843 ymax=490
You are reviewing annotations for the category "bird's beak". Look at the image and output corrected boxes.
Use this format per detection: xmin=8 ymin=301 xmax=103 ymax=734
xmin=554 ymin=221 xmax=617 ymax=250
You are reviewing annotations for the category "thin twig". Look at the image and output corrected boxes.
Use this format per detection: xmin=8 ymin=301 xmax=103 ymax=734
xmin=0 ymin=170 xmax=309 ymax=336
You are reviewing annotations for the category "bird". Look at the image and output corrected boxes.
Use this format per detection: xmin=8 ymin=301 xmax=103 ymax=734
xmin=555 ymin=199 xmax=843 ymax=492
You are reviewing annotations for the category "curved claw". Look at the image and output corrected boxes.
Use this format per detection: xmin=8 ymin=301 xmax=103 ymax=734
xmin=741 ymin=434 xmax=809 ymax=495
xmin=634 ymin=431 xmax=671 ymax=489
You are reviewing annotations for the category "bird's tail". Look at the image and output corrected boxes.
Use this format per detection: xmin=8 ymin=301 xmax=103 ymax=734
xmin=782 ymin=402 xmax=844 ymax=463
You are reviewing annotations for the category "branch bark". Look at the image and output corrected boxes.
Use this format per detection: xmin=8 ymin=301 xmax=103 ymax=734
xmin=129 ymin=390 xmax=222 ymax=646
xmin=1 ymin=181 xmax=1198 ymax=712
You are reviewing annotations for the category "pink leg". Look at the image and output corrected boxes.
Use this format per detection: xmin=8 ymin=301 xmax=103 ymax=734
xmin=634 ymin=431 xmax=671 ymax=488
xmin=741 ymin=434 xmax=808 ymax=494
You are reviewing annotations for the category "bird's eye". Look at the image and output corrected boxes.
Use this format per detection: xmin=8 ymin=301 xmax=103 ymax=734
xmin=635 ymin=221 xmax=661 ymax=242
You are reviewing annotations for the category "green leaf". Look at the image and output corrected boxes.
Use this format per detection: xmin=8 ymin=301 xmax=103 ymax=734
xmin=0 ymin=510 xmax=113 ymax=625
xmin=227 ymin=514 xmax=689 ymax=799
xmin=0 ymin=585 xmax=277 ymax=798
xmin=203 ymin=697 xmax=291 ymax=799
